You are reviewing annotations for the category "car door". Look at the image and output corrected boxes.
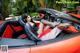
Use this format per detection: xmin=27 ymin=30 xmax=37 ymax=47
xmin=31 ymin=33 xmax=80 ymax=53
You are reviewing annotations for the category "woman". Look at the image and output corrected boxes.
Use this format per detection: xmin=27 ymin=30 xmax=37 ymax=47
xmin=27 ymin=15 xmax=38 ymax=35
xmin=20 ymin=14 xmax=38 ymax=36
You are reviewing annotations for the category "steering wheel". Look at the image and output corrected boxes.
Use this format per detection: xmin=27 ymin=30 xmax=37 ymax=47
xmin=18 ymin=16 xmax=41 ymax=42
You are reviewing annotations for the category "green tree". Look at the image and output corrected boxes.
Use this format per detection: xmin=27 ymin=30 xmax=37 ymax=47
xmin=2 ymin=0 xmax=11 ymax=19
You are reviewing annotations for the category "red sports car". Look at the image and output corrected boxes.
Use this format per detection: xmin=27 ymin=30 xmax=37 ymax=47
xmin=0 ymin=8 xmax=80 ymax=53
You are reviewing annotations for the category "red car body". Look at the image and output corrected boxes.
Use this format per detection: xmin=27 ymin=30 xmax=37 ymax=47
xmin=0 ymin=35 xmax=80 ymax=53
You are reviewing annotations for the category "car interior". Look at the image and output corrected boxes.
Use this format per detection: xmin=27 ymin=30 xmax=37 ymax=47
xmin=0 ymin=10 xmax=80 ymax=49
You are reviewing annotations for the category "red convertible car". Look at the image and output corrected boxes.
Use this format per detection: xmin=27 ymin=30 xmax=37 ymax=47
xmin=0 ymin=8 xmax=80 ymax=53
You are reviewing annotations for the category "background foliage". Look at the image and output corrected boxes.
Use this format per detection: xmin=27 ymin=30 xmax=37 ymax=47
xmin=0 ymin=0 xmax=80 ymax=19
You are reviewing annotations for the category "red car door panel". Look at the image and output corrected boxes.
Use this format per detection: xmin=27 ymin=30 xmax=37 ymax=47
xmin=31 ymin=36 xmax=80 ymax=53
